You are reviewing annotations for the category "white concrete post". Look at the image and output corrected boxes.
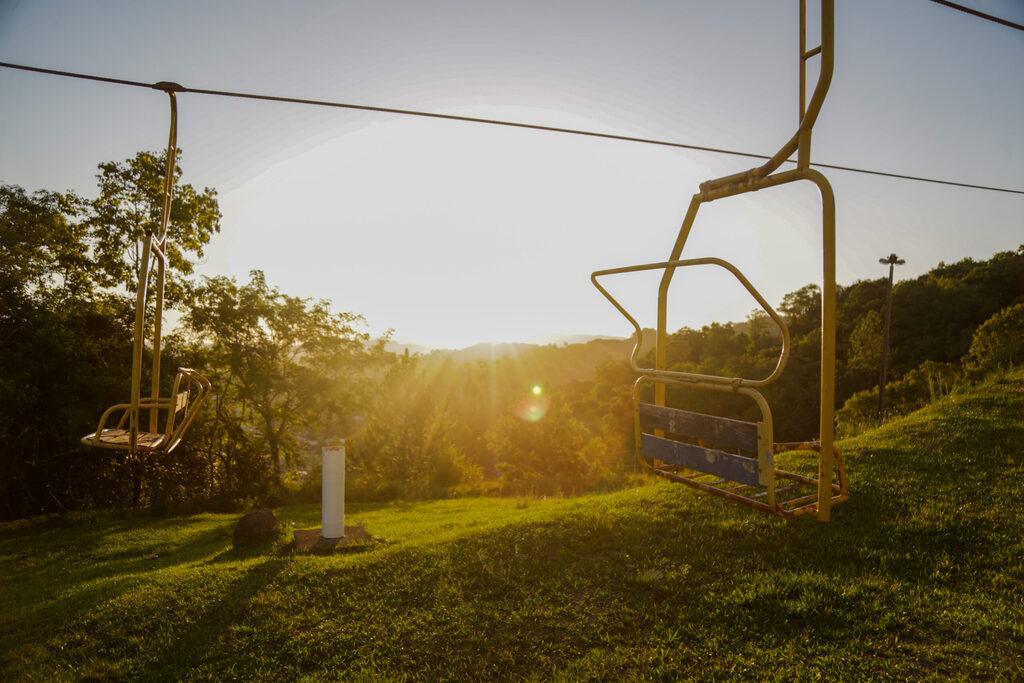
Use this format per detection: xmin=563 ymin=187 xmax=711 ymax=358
xmin=321 ymin=442 xmax=346 ymax=539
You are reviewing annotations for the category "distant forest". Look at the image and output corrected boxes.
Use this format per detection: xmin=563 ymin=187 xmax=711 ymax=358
xmin=2 ymin=150 xmax=1022 ymax=520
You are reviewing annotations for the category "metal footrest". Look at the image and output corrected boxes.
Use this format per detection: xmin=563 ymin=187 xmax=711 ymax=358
xmin=649 ymin=444 xmax=848 ymax=519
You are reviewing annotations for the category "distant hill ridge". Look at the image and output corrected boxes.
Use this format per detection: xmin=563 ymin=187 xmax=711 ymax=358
xmin=384 ymin=333 xmax=627 ymax=358
xmin=407 ymin=332 xmax=657 ymax=388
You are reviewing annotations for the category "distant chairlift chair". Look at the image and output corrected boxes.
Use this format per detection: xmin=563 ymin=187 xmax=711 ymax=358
xmin=82 ymin=82 xmax=211 ymax=457
xmin=591 ymin=0 xmax=848 ymax=520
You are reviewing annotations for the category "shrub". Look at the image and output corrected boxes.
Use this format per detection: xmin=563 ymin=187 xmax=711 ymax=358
xmin=962 ymin=303 xmax=1024 ymax=379
xmin=836 ymin=360 xmax=962 ymax=435
xmin=486 ymin=399 xmax=594 ymax=496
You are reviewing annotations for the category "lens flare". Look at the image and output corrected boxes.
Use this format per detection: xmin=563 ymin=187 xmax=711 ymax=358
xmin=514 ymin=395 xmax=551 ymax=422
xmin=531 ymin=384 xmax=543 ymax=396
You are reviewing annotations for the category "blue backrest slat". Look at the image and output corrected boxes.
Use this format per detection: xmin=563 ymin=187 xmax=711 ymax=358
xmin=639 ymin=402 xmax=759 ymax=453
xmin=641 ymin=433 xmax=761 ymax=487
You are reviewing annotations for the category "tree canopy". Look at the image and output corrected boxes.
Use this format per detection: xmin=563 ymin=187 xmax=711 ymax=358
xmin=89 ymin=149 xmax=221 ymax=304
xmin=176 ymin=270 xmax=376 ymax=489
xmin=1 ymin=146 xmax=1021 ymax=520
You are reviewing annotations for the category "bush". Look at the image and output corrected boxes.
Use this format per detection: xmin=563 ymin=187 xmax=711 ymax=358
xmin=486 ymin=399 xmax=596 ymax=495
xmin=962 ymin=303 xmax=1024 ymax=379
xmin=836 ymin=360 xmax=962 ymax=435
xmin=345 ymin=358 xmax=481 ymax=501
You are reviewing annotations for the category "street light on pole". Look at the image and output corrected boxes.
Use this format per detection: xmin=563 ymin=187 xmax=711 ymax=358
xmin=878 ymin=253 xmax=905 ymax=425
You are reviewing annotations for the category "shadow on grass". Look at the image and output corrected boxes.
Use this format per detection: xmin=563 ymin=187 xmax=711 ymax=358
xmin=136 ymin=554 xmax=291 ymax=679
xmin=0 ymin=522 xmax=243 ymax=647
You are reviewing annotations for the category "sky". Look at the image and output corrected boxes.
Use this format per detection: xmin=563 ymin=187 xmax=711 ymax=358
xmin=1 ymin=0 xmax=1021 ymax=350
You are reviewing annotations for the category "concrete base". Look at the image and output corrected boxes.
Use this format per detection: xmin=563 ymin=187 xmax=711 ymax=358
xmin=294 ymin=526 xmax=371 ymax=553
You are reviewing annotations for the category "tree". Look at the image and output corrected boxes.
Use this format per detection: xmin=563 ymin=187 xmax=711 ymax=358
xmin=1 ymin=184 xmax=137 ymax=518
xmin=0 ymin=184 xmax=89 ymax=298
xmin=89 ymin=149 xmax=221 ymax=305
xmin=0 ymin=288 xmax=133 ymax=519
xmin=847 ymin=309 xmax=883 ymax=372
xmin=779 ymin=283 xmax=822 ymax=339
xmin=486 ymin=396 xmax=597 ymax=495
xmin=962 ymin=303 xmax=1024 ymax=379
xmin=348 ymin=354 xmax=477 ymax=500
xmin=1 ymin=146 xmax=226 ymax=518
xmin=178 ymin=271 xmax=373 ymax=489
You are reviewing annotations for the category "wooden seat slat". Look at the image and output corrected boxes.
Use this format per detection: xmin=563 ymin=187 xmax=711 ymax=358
xmin=83 ymin=428 xmax=166 ymax=450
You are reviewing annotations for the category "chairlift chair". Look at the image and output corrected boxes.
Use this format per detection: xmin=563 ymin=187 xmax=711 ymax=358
xmin=82 ymin=83 xmax=211 ymax=456
xmin=592 ymin=0 xmax=848 ymax=520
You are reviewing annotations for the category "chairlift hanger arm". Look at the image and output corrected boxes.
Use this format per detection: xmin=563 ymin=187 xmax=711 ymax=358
xmin=701 ymin=0 xmax=834 ymax=195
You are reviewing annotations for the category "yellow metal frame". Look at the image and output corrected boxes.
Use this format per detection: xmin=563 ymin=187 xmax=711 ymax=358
xmin=591 ymin=0 xmax=847 ymax=520
xmin=82 ymin=83 xmax=211 ymax=456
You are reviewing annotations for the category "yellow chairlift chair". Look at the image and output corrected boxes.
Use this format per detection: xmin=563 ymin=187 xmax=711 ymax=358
xmin=82 ymin=83 xmax=211 ymax=456
xmin=592 ymin=0 xmax=848 ymax=520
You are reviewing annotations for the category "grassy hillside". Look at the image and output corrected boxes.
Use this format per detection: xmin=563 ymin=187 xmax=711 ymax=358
xmin=2 ymin=373 xmax=1022 ymax=680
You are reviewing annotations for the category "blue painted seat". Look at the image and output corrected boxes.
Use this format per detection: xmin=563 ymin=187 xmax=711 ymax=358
xmin=638 ymin=402 xmax=763 ymax=487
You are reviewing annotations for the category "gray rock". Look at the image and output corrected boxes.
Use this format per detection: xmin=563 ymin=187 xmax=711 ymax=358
xmin=232 ymin=508 xmax=281 ymax=547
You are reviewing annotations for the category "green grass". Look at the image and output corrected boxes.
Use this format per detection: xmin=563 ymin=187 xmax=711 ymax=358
xmin=2 ymin=373 xmax=1023 ymax=680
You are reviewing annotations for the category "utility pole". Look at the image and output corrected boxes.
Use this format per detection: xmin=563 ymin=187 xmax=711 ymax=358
xmin=878 ymin=253 xmax=905 ymax=424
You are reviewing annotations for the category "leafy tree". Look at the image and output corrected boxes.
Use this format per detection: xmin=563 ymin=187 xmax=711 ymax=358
xmin=887 ymin=248 xmax=1024 ymax=374
xmin=1 ymin=149 xmax=226 ymax=518
xmin=487 ymin=396 xmax=598 ymax=495
xmin=779 ymin=283 xmax=822 ymax=339
xmin=0 ymin=183 xmax=135 ymax=518
xmin=567 ymin=358 xmax=634 ymax=460
xmin=177 ymin=271 xmax=372 ymax=489
xmin=847 ymin=310 xmax=883 ymax=372
xmin=88 ymin=149 xmax=221 ymax=304
xmin=0 ymin=289 xmax=133 ymax=518
xmin=348 ymin=354 xmax=478 ymax=500
xmin=149 ymin=340 xmax=270 ymax=510
xmin=962 ymin=303 xmax=1024 ymax=379
xmin=0 ymin=184 xmax=89 ymax=298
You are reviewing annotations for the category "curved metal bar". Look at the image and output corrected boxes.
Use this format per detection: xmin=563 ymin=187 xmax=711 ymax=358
xmin=127 ymin=244 xmax=151 ymax=452
xmin=593 ymin=256 xmax=791 ymax=387
xmin=801 ymin=167 xmax=837 ymax=521
xmin=163 ymin=367 xmax=212 ymax=452
xmin=156 ymin=92 xmax=178 ymax=246
xmin=699 ymin=0 xmax=834 ymax=193
xmin=148 ymin=91 xmax=177 ymax=433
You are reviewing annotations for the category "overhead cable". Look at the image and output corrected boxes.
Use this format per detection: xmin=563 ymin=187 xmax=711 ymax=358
xmin=1 ymin=60 xmax=1022 ymax=196
xmin=926 ymin=0 xmax=1024 ymax=32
